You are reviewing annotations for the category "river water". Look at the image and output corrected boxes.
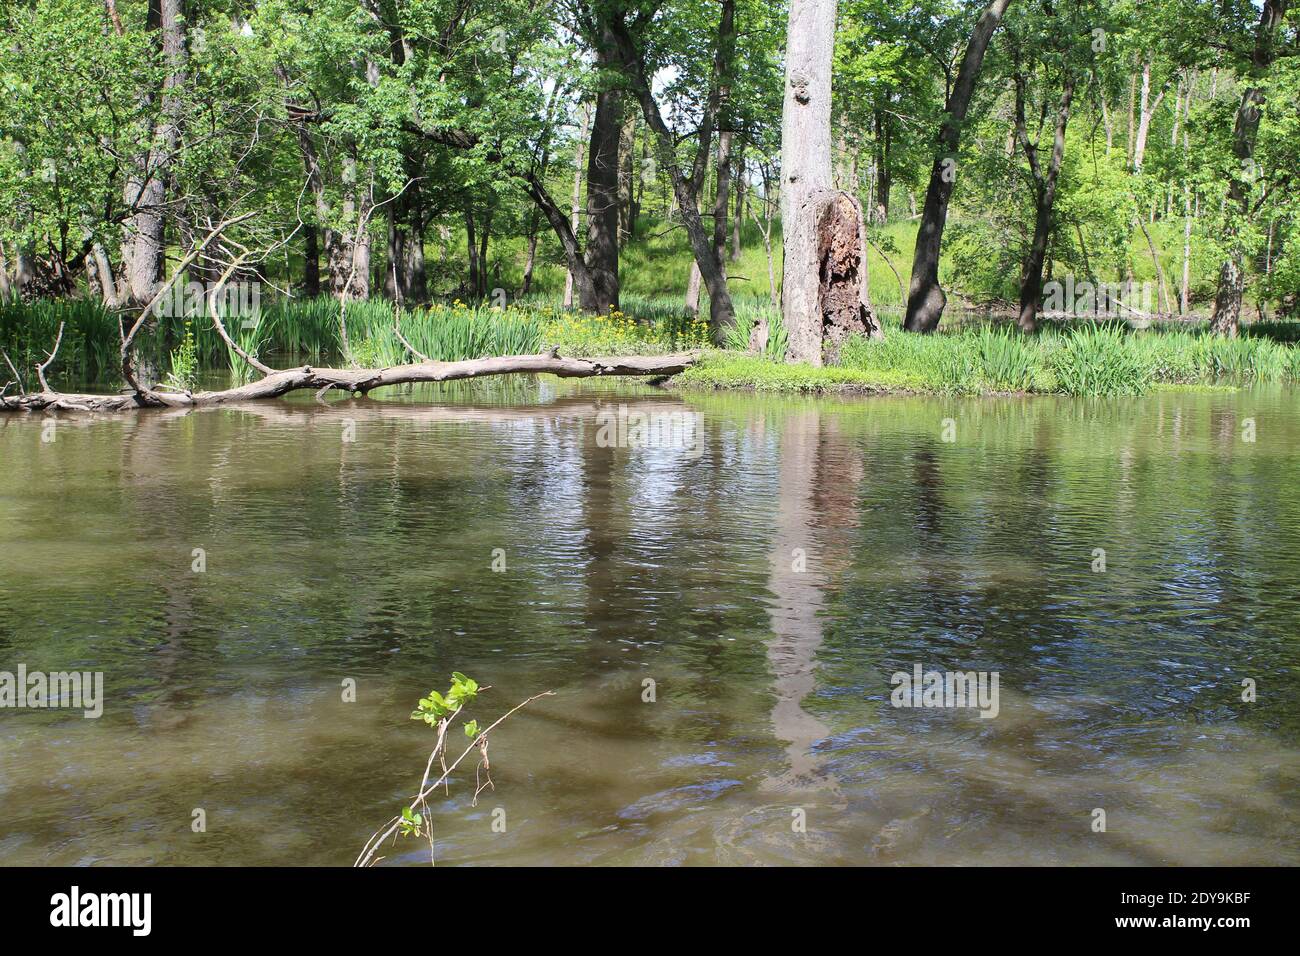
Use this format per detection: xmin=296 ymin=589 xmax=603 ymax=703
xmin=1 ymin=379 xmax=1297 ymax=865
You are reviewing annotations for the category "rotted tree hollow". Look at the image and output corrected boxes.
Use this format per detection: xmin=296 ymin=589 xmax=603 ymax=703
xmin=783 ymin=189 xmax=881 ymax=366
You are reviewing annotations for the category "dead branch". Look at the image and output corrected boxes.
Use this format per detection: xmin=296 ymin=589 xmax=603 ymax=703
xmin=206 ymin=254 xmax=275 ymax=376
xmin=119 ymin=211 xmax=258 ymax=398
xmin=35 ymin=321 xmax=65 ymax=393
xmin=2 ymin=348 xmax=25 ymax=395
xmin=392 ymin=304 xmax=432 ymax=363
xmin=1 ymin=350 xmax=700 ymax=413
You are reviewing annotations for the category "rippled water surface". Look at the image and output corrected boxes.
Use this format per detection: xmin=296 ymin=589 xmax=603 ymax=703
xmin=1 ymin=380 xmax=1298 ymax=865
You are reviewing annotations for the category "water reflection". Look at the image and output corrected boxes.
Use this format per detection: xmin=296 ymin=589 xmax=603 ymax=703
xmin=0 ymin=381 xmax=1298 ymax=865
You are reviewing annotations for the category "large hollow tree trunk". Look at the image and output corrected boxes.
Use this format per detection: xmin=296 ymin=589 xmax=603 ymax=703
xmin=1211 ymin=0 xmax=1288 ymax=336
xmin=902 ymin=0 xmax=1012 ymax=333
xmin=778 ymin=0 xmax=879 ymax=364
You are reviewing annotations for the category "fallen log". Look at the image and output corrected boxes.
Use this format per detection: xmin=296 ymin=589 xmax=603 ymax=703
xmin=0 ymin=350 xmax=700 ymax=414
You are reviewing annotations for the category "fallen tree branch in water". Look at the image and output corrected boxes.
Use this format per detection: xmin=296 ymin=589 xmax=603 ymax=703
xmin=0 ymin=349 xmax=700 ymax=413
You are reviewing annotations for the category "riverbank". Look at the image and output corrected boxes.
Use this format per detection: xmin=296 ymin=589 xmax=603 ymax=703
xmin=673 ymin=322 xmax=1300 ymax=397
xmin=6 ymin=295 xmax=1298 ymax=402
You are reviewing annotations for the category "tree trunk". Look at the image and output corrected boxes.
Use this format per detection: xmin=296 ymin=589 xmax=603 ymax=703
xmin=712 ymin=130 xmax=733 ymax=277
xmin=120 ymin=0 xmax=186 ymax=305
xmin=385 ymin=206 xmax=407 ymax=300
xmin=6 ymin=352 xmax=702 ymax=413
xmin=406 ymin=199 xmax=427 ymax=302
xmin=618 ymin=108 xmax=638 ymax=245
xmin=93 ymin=244 xmax=119 ymax=307
xmin=302 ymin=225 xmax=321 ymax=298
xmin=1181 ymin=184 xmax=1192 ymax=315
xmin=563 ymin=105 xmax=591 ymax=309
xmin=780 ymin=0 xmax=879 ymax=364
xmin=873 ymin=108 xmax=892 ymax=223
xmin=1131 ymin=56 xmax=1164 ymax=174
xmin=1211 ymin=0 xmax=1288 ymax=336
xmin=902 ymin=0 xmax=1012 ymax=332
xmin=730 ymin=143 xmax=745 ymax=261
xmin=330 ymin=150 xmax=370 ymax=299
xmin=465 ymin=205 xmax=479 ymax=297
xmin=685 ymin=261 xmax=703 ymax=316
xmin=1015 ymin=75 xmax=1076 ymax=333
xmin=609 ymin=0 xmax=737 ymax=340
xmin=478 ymin=208 xmax=492 ymax=298
xmin=583 ymin=50 xmax=623 ymax=313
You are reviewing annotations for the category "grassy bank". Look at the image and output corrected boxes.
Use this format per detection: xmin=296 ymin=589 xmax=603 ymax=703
xmin=0 ymin=295 xmax=716 ymax=388
xmin=673 ymin=321 xmax=1300 ymax=397
xmin=5 ymin=293 xmax=1298 ymax=398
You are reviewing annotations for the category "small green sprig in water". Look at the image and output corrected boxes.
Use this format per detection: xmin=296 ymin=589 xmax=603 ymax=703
xmin=358 ymin=676 xmax=552 ymax=866
xmin=411 ymin=672 xmax=480 ymax=725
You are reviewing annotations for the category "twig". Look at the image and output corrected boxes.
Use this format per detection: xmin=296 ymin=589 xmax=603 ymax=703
xmin=35 ymin=321 xmax=65 ymax=393
xmin=1 ymin=348 xmax=25 ymax=396
xmin=207 ymin=254 xmax=275 ymax=376
xmin=393 ymin=303 xmax=432 ymax=363
xmin=355 ymin=690 xmax=554 ymax=868
xmin=120 ymin=211 xmax=257 ymax=396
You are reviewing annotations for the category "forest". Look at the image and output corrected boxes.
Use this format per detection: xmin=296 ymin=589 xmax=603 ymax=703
xmin=0 ymin=0 xmax=1297 ymax=407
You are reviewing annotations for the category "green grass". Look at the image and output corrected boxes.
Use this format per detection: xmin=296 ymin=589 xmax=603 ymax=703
xmin=0 ymin=293 xmax=717 ymax=389
xmin=675 ymin=318 xmax=1300 ymax=397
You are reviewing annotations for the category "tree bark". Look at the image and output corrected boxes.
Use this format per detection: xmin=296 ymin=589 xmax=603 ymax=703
xmin=779 ymin=0 xmax=879 ymax=363
xmin=584 ymin=40 xmax=624 ymax=313
xmin=563 ymin=105 xmax=591 ymax=308
xmin=618 ymin=108 xmax=638 ymax=245
xmin=902 ymin=0 xmax=1012 ymax=332
xmin=465 ymin=204 xmax=479 ymax=297
xmin=1211 ymin=0 xmax=1288 ymax=336
xmin=120 ymin=0 xmax=186 ymax=305
xmin=730 ymin=142 xmax=745 ymax=262
xmin=873 ymin=108 xmax=892 ymax=223
xmin=1131 ymin=56 xmax=1164 ymax=174
xmin=712 ymin=130 xmax=733 ymax=278
xmin=1015 ymin=72 xmax=1076 ymax=333
xmin=303 ymin=225 xmax=321 ymax=298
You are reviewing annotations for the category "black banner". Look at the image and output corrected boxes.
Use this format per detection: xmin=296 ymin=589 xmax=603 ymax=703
xmin=0 ymin=866 xmax=1284 ymax=942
